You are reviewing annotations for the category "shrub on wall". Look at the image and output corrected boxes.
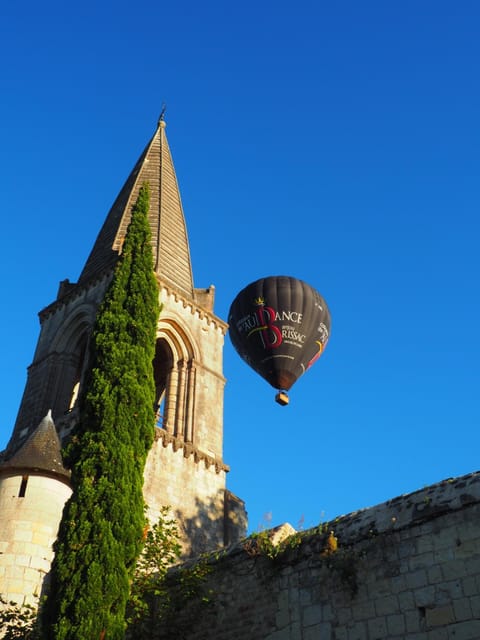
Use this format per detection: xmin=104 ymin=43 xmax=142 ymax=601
xmin=126 ymin=507 xmax=213 ymax=640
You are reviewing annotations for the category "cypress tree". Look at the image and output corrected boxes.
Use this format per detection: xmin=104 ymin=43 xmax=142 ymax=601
xmin=42 ymin=183 xmax=160 ymax=640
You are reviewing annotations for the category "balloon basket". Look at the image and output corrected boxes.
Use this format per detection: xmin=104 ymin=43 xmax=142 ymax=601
xmin=275 ymin=391 xmax=289 ymax=406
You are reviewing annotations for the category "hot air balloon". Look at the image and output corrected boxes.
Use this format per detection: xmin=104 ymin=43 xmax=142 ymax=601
xmin=228 ymin=276 xmax=331 ymax=405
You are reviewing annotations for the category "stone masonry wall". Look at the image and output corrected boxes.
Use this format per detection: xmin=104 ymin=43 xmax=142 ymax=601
xmin=159 ymin=471 xmax=480 ymax=640
xmin=0 ymin=473 xmax=72 ymax=605
xmin=143 ymin=431 xmax=230 ymax=555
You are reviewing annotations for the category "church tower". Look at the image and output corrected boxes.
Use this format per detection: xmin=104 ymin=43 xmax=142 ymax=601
xmin=0 ymin=117 xmax=246 ymax=604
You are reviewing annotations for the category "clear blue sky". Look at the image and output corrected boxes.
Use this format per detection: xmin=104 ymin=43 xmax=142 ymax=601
xmin=1 ymin=1 xmax=479 ymax=533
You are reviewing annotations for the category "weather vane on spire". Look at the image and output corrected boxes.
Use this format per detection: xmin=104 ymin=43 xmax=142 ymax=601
xmin=158 ymin=103 xmax=167 ymax=124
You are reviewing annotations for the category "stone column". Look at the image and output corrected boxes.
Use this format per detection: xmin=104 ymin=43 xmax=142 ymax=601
xmin=185 ymin=362 xmax=196 ymax=443
xmin=164 ymin=368 xmax=177 ymax=434
xmin=175 ymin=361 xmax=187 ymax=439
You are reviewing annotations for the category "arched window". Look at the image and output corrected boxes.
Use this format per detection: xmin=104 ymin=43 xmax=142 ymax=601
xmin=153 ymin=321 xmax=198 ymax=442
xmin=153 ymin=339 xmax=173 ymax=428
xmin=67 ymin=333 xmax=88 ymax=411
xmin=48 ymin=308 xmax=95 ymax=420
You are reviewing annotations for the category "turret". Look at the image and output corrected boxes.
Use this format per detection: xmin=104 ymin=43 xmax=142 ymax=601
xmin=0 ymin=411 xmax=71 ymax=605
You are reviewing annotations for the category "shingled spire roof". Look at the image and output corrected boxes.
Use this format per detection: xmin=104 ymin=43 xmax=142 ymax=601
xmin=79 ymin=117 xmax=194 ymax=299
xmin=0 ymin=411 xmax=70 ymax=483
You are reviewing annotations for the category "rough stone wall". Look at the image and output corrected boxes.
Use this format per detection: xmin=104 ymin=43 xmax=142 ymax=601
xmin=140 ymin=281 xmax=241 ymax=556
xmin=0 ymin=473 xmax=72 ymax=605
xmin=9 ymin=274 xmax=109 ymax=450
xmin=143 ymin=432 xmax=231 ymax=554
xmin=161 ymin=471 xmax=480 ymax=640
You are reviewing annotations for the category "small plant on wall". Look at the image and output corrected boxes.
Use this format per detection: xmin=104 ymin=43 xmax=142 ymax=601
xmin=126 ymin=506 xmax=213 ymax=640
xmin=242 ymin=523 xmax=362 ymax=598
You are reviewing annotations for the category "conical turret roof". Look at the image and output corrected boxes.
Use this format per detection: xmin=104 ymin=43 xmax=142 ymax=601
xmin=79 ymin=118 xmax=194 ymax=299
xmin=0 ymin=411 xmax=70 ymax=482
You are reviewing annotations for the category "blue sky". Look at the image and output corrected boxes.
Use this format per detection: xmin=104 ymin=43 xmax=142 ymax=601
xmin=1 ymin=1 xmax=479 ymax=533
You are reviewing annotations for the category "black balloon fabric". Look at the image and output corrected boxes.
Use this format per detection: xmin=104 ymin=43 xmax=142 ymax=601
xmin=228 ymin=276 xmax=331 ymax=392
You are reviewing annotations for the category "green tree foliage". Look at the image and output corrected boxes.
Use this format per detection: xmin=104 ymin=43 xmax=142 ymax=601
xmin=0 ymin=598 xmax=41 ymax=640
xmin=126 ymin=506 xmax=182 ymax=634
xmin=125 ymin=508 xmax=213 ymax=640
xmin=42 ymin=183 xmax=160 ymax=640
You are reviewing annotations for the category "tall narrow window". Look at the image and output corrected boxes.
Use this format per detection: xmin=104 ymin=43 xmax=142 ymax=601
xmin=155 ymin=391 xmax=166 ymax=427
xmin=19 ymin=475 xmax=29 ymax=497
xmin=67 ymin=334 xmax=88 ymax=411
xmin=153 ymin=339 xmax=173 ymax=429
xmin=69 ymin=381 xmax=81 ymax=410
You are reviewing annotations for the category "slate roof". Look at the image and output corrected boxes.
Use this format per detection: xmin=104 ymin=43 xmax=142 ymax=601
xmin=79 ymin=118 xmax=194 ymax=300
xmin=0 ymin=411 xmax=70 ymax=482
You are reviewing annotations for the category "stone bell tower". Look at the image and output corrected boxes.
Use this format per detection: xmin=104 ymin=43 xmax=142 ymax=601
xmin=0 ymin=117 xmax=246 ymax=605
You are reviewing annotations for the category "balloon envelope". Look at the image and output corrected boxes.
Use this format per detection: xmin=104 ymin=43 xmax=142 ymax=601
xmin=228 ymin=276 xmax=331 ymax=392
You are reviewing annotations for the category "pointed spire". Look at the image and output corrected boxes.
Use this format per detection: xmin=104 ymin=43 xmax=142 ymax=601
xmin=0 ymin=411 xmax=70 ymax=481
xmin=79 ymin=119 xmax=194 ymax=299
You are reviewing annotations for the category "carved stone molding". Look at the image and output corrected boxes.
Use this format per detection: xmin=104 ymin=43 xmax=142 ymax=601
xmin=154 ymin=428 xmax=229 ymax=473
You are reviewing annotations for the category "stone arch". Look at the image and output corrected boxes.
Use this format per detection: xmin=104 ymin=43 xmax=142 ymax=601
xmin=49 ymin=306 xmax=95 ymax=418
xmin=155 ymin=318 xmax=199 ymax=442
xmin=50 ymin=306 xmax=94 ymax=353
xmin=158 ymin=317 xmax=198 ymax=361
